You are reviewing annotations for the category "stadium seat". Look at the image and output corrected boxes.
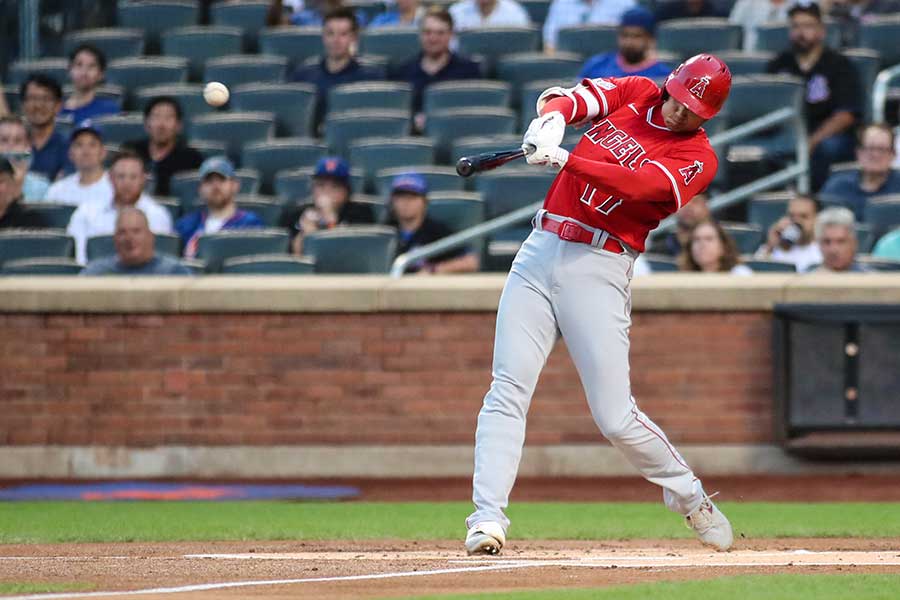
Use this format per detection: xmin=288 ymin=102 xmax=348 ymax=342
xmin=117 ymin=0 xmax=200 ymax=53
xmin=717 ymin=75 xmax=804 ymax=154
xmin=63 ymin=28 xmax=145 ymax=60
xmin=190 ymin=112 xmax=275 ymax=163
xmin=555 ymin=24 xmax=617 ymax=58
xmin=20 ymin=203 xmax=76 ymax=229
xmin=172 ymin=168 xmax=261 ymax=211
xmin=458 ymin=27 xmax=541 ymax=73
xmin=161 ymin=26 xmax=244 ymax=81
xmin=519 ymin=79 xmax=561 ymax=129
xmin=135 ymin=84 xmax=215 ymax=123
xmin=425 ymin=107 xmax=517 ymax=164
xmin=190 ymin=139 xmax=228 ymax=160
xmin=93 ymin=113 xmax=146 ymax=145
xmin=720 ymin=222 xmax=764 ymax=255
xmin=1 ymin=257 xmax=82 ymax=275
xmin=451 ymin=134 xmax=523 ymax=174
xmin=258 ymin=26 xmax=324 ymax=69
xmin=856 ymin=223 xmax=875 ymax=253
xmin=359 ymin=27 xmax=420 ymax=68
xmin=744 ymin=259 xmax=797 ymax=273
xmin=748 ymin=191 xmax=791 ymax=232
xmin=230 ymin=82 xmax=316 ymax=138
xmin=715 ymin=50 xmax=774 ymax=77
xmin=328 ymin=82 xmax=413 ymax=116
xmin=180 ymin=258 xmax=206 ymax=273
xmin=427 ymin=192 xmax=486 ymax=256
xmin=483 ymin=227 xmax=531 ymax=272
xmin=755 ymin=20 xmax=842 ymax=53
xmin=106 ymin=57 xmax=189 ymax=107
xmin=61 ymin=84 xmax=123 ymax=110
xmin=302 ymin=225 xmax=397 ymax=273
xmin=221 ymin=253 xmax=315 ymax=274
xmin=349 ymin=137 xmax=435 ymax=191
xmin=324 ymin=109 xmax=410 ymax=156
xmin=195 ymin=228 xmax=290 ymax=272
xmin=232 ymin=196 xmax=285 ymax=226
xmin=643 ymin=254 xmax=679 ymax=272
xmin=496 ymin=52 xmax=583 ymax=102
xmin=153 ymin=197 xmax=180 ymax=222
xmin=842 ymin=48 xmax=880 ymax=122
xmin=8 ymin=58 xmax=68 ymax=86
xmin=203 ymin=55 xmax=289 ymax=89
xmin=520 ymin=0 xmax=550 ymax=26
xmin=355 ymin=194 xmax=391 ymax=223
xmin=423 ymin=81 xmax=512 ymax=116
xmin=865 ymin=195 xmax=900 ymax=241
xmin=0 ymin=230 xmax=74 ymax=266
xmin=657 ymin=18 xmax=742 ymax=60
xmin=858 ymin=15 xmax=900 ymax=69
xmin=857 ymin=255 xmax=900 ymax=272
xmin=374 ymin=165 xmax=464 ymax=197
xmin=273 ymin=167 xmax=364 ymax=202
xmin=476 ymin=168 xmax=555 ymax=218
xmin=86 ymin=233 xmax=182 ymax=261
xmin=242 ymin=138 xmax=326 ymax=194
xmin=210 ymin=0 xmax=270 ymax=50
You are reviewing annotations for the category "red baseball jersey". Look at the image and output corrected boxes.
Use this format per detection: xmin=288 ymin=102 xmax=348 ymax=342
xmin=541 ymin=76 xmax=717 ymax=252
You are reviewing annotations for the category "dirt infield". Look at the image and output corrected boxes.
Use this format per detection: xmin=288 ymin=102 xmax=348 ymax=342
xmin=3 ymin=539 xmax=900 ymax=599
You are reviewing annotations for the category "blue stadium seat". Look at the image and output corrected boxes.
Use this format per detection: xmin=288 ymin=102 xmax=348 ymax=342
xmin=20 ymin=203 xmax=76 ymax=228
xmin=1 ymin=257 xmax=82 ymax=275
xmin=273 ymin=167 xmax=366 ymax=202
xmin=475 ymin=168 xmax=555 ymax=218
xmin=190 ymin=139 xmax=228 ymax=160
xmin=748 ymin=191 xmax=791 ymax=232
xmin=425 ymin=107 xmax=517 ymax=164
xmin=134 ymin=84 xmax=216 ymax=124
xmin=865 ymin=195 xmax=900 ymax=241
xmin=63 ymin=28 xmax=145 ymax=60
xmin=496 ymin=52 xmax=582 ymax=102
xmin=350 ymin=137 xmax=434 ymax=192
xmin=328 ymin=81 xmax=413 ymax=116
xmin=359 ymin=27 xmax=420 ymax=68
xmin=0 ymin=230 xmax=74 ymax=266
xmin=210 ymin=0 xmax=270 ymax=50
xmin=221 ymin=254 xmax=315 ymax=274
xmin=233 ymin=196 xmax=285 ymax=226
xmin=427 ymin=191 xmax=486 ymax=256
xmin=8 ymin=58 xmax=68 ymax=86
xmin=203 ymin=55 xmax=289 ymax=88
xmin=302 ymin=225 xmax=397 ymax=273
xmin=556 ymin=24 xmax=617 ymax=58
xmin=721 ymin=222 xmax=764 ymax=255
xmin=744 ymin=259 xmax=797 ymax=273
xmin=657 ymin=18 xmax=742 ymax=60
xmin=258 ymin=26 xmax=323 ymax=69
xmin=172 ymin=168 xmax=261 ymax=212
xmin=715 ymin=50 xmax=774 ymax=77
xmin=520 ymin=0 xmax=550 ymax=26
xmin=717 ymin=75 xmax=804 ymax=155
xmin=643 ymin=254 xmax=679 ymax=272
xmin=242 ymin=138 xmax=326 ymax=194
xmin=458 ymin=27 xmax=541 ymax=74
xmin=161 ymin=26 xmax=243 ymax=81
xmin=190 ymin=112 xmax=275 ymax=163
xmin=117 ymin=0 xmax=200 ymax=54
xmin=231 ymin=82 xmax=317 ymax=138
xmin=858 ymin=255 xmax=900 ymax=272
xmin=374 ymin=165 xmax=464 ymax=198
xmin=843 ymin=48 xmax=880 ymax=122
xmin=93 ymin=113 xmax=146 ymax=145
xmin=324 ymin=109 xmax=410 ymax=156
xmin=755 ymin=20 xmax=842 ymax=53
xmin=106 ymin=57 xmax=190 ymax=106
xmin=196 ymin=228 xmax=290 ymax=272
xmin=423 ymin=81 xmax=512 ymax=116
xmin=858 ymin=15 xmax=900 ymax=69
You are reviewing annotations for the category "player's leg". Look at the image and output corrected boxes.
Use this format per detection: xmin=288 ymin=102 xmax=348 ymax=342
xmin=552 ymin=244 xmax=732 ymax=550
xmin=467 ymin=230 xmax=560 ymax=551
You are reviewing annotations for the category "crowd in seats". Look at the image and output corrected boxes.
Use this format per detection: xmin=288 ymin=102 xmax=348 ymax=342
xmin=1 ymin=0 xmax=900 ymax=276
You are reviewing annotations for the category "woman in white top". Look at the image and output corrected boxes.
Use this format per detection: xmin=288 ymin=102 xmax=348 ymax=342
xmin=729 ymin=0 xmax=790 ymax=51
xmin=679 ymin=220 xmax=753 ymax=276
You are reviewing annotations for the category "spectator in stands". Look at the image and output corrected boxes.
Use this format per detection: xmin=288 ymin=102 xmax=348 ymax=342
xmin=67 ymin=151 xmax=173 ymax=264
xmin=45 ymin=120 xmax=113 ymax=207
xmin=729 ymin=0 xmax=790 ymax=51
xmin=371 ymin=0 xmax=426 ymax=27
xmin=21 ymin=74 xmax=72 ymax=181
xmin=176 ymin=157 xmax=264 ymax=258
xmin=281 ymin=156 xmax=375 ymax=254
xmin=386 ymin=173 xmax=478 ymax=274
xmin=812 ymin=205 xmax=867 ymax=271
xmin=0 ymin=116 xmax=50 ymax=202
xmin=82 ymin=207 xmax=191 ymax=276
xmin=292 ymin=7 xmax=384 ymax=135
xmin=391 ymin=6 xmax=481 ymax=132
xmin=767 ymin=2 xmax=862 ymax=191
xmin=828 ymin=0 xmax=900 ymax=46
xmin=543 ymin=0 xmax=634 ymax=52
xmin=820 ymin=123 xmax=900 ymax=221
xmin=60 ymin=44 xmax=120 ymax=123
xmin=124 ymin=96 xmax=204 ymax=198
xmin=289 ymin=0 xmax=369 ymax=26
xmin=678 ymin=220 xmax=753 ymax=275
xmin=872 ymin=226 xmax=900 ymax=259
xmin=449 ymin=0 xmax=531 ymax=31
xmin=647 ymin=193 xmax=710 ymax=256
xmin=655 ymin=0 xmax=725 ymax=21
xmin=578 ymin=7 xmax=672 ymax=80
xmin=0 ymin=157 xmax=48 ymax=228
xmin=755 ymin=194 xmax=822 ymax=272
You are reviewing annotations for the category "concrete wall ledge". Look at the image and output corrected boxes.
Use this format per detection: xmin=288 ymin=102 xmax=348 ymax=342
xmin=1 ymin=273 xmax=899 ymax=313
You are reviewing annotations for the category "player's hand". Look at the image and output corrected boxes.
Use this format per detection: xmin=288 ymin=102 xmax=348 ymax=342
xmin=525 ymin=145 xmax=569 ymax=170
xmin=523 ymin=112 xmax=566 ymax=150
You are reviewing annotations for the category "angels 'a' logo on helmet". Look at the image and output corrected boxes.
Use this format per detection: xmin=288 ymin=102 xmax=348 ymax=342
xmin=679 ymin=160 xmax=704 ymax=185
xmin=689 ymin=75 xmax=712 ymax=99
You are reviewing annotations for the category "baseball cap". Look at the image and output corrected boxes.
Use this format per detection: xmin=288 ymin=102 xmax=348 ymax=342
xmin=199 ymin=155 xmax=235 ymax=179
xmin=0 ymin=157 xmax=13 ymax=176
xmin=70 ymin=119 xmax=104 ymax=143
xmin=313 ymin=156 xmax=351 ymax=183
xmin=620 ymin=7 xmax=656 ymax=35
xmin=390 ymin=173 xmax=428 ymax=196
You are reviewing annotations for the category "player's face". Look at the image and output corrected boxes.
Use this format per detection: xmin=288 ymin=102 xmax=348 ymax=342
xmin=69 ymin=133 xmax=106 ymax=172
xmin=391 ymin=191 xmax=427 ymax=222
xmin=69 ymin=50 xmax=103 ymax=92
xmin=690 ymin=222 xmax=724 ymax=272
xmin=110 ymin=158 xmax=146 ymax=205
xmin=145 ymin=103 xmax=182 ymax=145
xmin=661 ymin=96 xmax=705 ymax=132
xmin=421 ymin=16 xmax=452 ymax=57
xmin=856 ymin=127 xmax=895 ymax=176
xmin=114 ymin=212 xmax=154 ymax=266
xmin=787 ymin=197 xmax=817 ymax=243
xmin=789 ymin=13 xmax=824 ymax=54
xmin=323 ymin=17 xmax=356 ymax=60
xmin=201 ymin=174 xmax=238 ymax=210
xmin=819 ymin=225 xmax=857 ymax=271
xmin=617 ymin=26 xmax=652 ymax=65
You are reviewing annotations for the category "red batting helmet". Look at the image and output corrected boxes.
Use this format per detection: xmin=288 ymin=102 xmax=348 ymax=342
xmin=664 ymin=54 xmax=731 ymax=120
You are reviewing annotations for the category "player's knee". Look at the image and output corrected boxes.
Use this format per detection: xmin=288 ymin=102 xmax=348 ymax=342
xmin=482 ymin=377 xmax=531 ymax=420
xmin=596 ymin=411 xmax=637 ymax=443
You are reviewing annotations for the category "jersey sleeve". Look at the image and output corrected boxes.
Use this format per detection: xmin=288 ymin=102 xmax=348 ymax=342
xmin=646 ymin=140 xmax=718 ymax=210
xmin=536 ymin=76 xmax=660 ymax=124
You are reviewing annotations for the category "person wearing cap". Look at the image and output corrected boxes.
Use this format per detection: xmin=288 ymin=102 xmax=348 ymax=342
xmin=60 ymin=44 xmax=121 ymax=124
xmin=280 ymin=156 xmax=375 ymax=255
xmin=82 ymin=207 xmax=192 ymax=276
xmin=45 ymin=120 xmax=113 ymax=207
xmin=0 ymin=115 xmax=50 ymax=202
xmin=388 ymin=173 xmax=479 ymax=274
xmin=577 ymin=7 xmax=673 ymax=80
xmin=67 ymin=150 xmax=173 ymax=265
xmin=0 ymin=157 xmax=49 ymax=228
xmin=542 ymin=0 xmax=634 ymax=52
xmin=175 ymin=157 xmax=264 ymax=258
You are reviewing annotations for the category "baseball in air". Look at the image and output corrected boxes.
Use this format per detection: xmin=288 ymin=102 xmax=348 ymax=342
xmin=203 ymin=81 xmax=229 ymax=107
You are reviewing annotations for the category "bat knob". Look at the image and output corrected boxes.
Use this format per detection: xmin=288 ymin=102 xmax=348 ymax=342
xmin=456 ymin=157 xmax=475 ymax=178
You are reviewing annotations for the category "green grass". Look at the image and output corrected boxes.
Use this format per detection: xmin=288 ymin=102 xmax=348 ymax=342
xmin=0 ymin=583 xmax=92 ymax=594
xmin=3 ymin=501 xmax=900 ymax=544
xmin=386 ymin=574 xmax=900 ymax=600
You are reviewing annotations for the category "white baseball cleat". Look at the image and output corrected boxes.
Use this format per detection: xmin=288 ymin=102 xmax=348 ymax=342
xmin=465 ymin=521 xmax=506 ymax=556
xmin=685 ymin=494 xmax=733 ymax=551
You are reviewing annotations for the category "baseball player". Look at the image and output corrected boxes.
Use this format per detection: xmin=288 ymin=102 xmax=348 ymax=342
xmin=465 ymin=54 xmax=734 ymax=555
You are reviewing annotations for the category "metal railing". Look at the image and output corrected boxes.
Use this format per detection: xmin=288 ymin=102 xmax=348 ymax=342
xmin=390 ymin=106 xmax=809 ymax=277
xmin=872 ymin=64 xmax=900 ymax=123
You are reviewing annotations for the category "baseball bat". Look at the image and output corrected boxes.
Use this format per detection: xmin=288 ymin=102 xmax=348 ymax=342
xmin=455 ymin=145 xmax=534 ymax=177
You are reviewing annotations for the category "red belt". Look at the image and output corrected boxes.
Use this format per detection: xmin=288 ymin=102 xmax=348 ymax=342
xmin=540 ymin=215 xmax=626 ymax=254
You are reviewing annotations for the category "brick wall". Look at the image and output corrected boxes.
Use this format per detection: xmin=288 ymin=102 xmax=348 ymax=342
xmin=0 ymin=311 xmax=773 ymax=446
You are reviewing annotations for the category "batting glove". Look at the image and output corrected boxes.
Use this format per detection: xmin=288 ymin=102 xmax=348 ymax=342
xmin=522 ymin=111 xmax=566 ymax=150
xmin=525 ymin=145 xmax=569 ymax=170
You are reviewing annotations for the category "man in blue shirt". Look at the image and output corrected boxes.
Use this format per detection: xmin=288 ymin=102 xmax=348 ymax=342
xmin=20 ymin=74 xmax=73 ymax=181
xmin=60 ymin=44 xmax=121 ymax=123
xmin=578 ymin=7 xmax=672 ymax=80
